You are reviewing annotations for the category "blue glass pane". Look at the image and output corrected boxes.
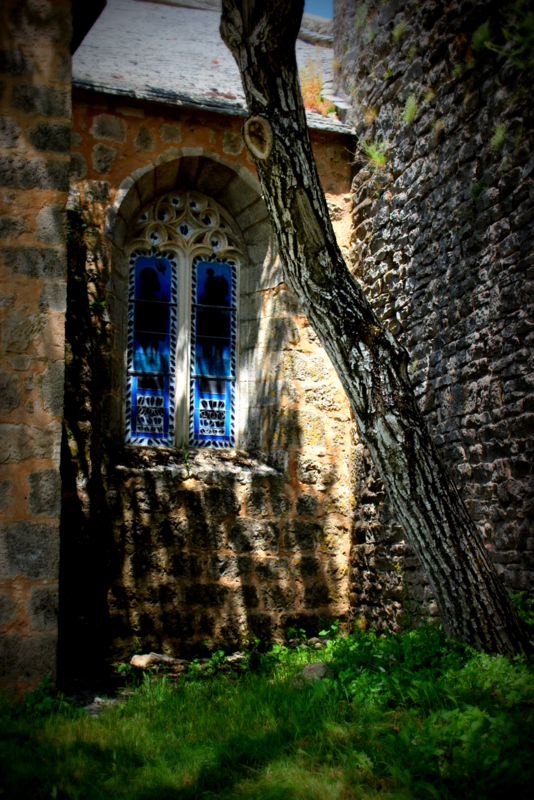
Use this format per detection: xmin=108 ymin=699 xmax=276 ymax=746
xmin=196 ymin=261 xmax=232 ymax=306
xmin=132 ymin=375 xmax=170 ymax=439
xmin=195 ymin=307 xmax=231 ymax=377
xmin=133 ymin=256 xmax=171 ymax=374
xmin=194 ymin=378 xmax=231 ymax=441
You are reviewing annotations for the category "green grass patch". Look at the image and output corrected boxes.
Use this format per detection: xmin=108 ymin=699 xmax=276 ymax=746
xmin=1 ymin=624 xmax=533 ymax=799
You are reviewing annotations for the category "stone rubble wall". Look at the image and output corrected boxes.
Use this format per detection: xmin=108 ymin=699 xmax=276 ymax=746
xmin=60 ymin=93 xmax=358 ymax=667
xmin=334 ymin=0 xmax=534 ymax=627
xmin=0 ymin=0 xmax=71 ymax=690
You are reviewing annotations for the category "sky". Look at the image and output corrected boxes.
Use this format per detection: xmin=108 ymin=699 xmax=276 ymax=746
xmin=303 ymin=0 xmax=333 ymax=19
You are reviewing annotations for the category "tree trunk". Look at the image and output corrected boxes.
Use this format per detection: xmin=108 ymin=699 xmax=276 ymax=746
xmin=220 ymin=0 xmax=531 ymax=656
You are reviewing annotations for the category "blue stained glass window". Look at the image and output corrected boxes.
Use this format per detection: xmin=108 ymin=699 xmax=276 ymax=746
xmin=126 ymin=250 xmax=177 ymax=446
xmin=190 ymin=257 xmax=236 ymax=447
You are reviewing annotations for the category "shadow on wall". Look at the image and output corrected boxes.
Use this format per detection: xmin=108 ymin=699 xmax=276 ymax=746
xmin=58 ymin=155 xmax=355 ymax=683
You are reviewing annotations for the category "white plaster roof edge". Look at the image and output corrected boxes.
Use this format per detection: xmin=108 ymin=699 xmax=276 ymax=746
xmin=72 ymin=78 xmax=355 ymax=135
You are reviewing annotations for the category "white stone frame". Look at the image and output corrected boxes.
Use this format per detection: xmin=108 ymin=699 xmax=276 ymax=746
xmin=124 ymin=190 xmax=243 ymax=448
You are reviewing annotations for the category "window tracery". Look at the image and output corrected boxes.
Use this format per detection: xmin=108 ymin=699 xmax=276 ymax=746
xmin=125 ymin=190 xmax=241 ymax=448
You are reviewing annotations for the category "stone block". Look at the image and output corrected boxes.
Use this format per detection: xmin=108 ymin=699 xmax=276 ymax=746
xmin=284 ymin=520 xmax=321 ymax=552
xmin=261 ymin=584 xmax=297 ymax=611
xmin=240 ymin=584 xmax=259 ymax=608
xmin=0 ymin=155 xmax=68 ymax=191
xmin=92 ymin=143 xmax=117 ymax=174
xmin=90 ymin=114 xmax=126 ymax=142
xmin=39 ymin=360 xmax=64 ymax=416
xmin=245 ymin=485 xmax=268 ymax=516
xmin=36 ymin=203 xmax=66 ymax=245
xmin=0 ymin=593 xmax=17 ymax=626
xmin=222 ymin=131 xmax=244 ymax=155
xmin=0 ymin=371 xmax=21 ymax=415
xmin=228 ymin=519 xmax=280 ymax=553
xmin=28 ymin=122 xmax=70 ymax=154
xmin=0 ymin=48 xmax=34 ymax=76
xmin=135 ymin=126 xmax=153 ymax=152
xmin=0 ymin=216 xmax=24 ymax=238
xmin=184 ymin=584 xmax=228 ymax=608
xmin=0 ymin=421 xmax=61 ymax=464
xmin=246 ymin=612 xmax=273 ymax=641
xmin=0 ymin=117 xmax=21 ymax=148
xmin=85 ymin=180 xmax=111 ymax=204
xmin=0 ymin=480 xmax=13 ymax=512
xmin=254 ymin=557 xmax=289 ymax=581
xmin=0 ymin=632 xmax=57 ymax=682
xmin=235 ymin=199 xmax=269 ymax=232
xmin=28 ymin=586 xmax=58 ymax=630
xmin=292 ymin=555 xmax=322 ymax=579
xmin=303 ymin=583 xmax=332 ymax=608
xmin=160 ymin=123 xmax=182 ymax=143
xmin=27 ymin=468 xmax=61 ymax=517
xmin=1 ymin=246 xmax=67 ymax=279
xmin=188 ymin=519 xmax=225 ymax=550
xmin=69 ymin=152 xmax=87 ymax=180
xmin=0 ymin=520 xmax=59 ymax=579
xmin=202 ymin=486 xmax=241 ymax=516
xmin=0 ymin=309 xmax=34 ymax=354
xmin=295 ymin=493 xmax=320 ymax=517
xmin=154 ymin=158 xmax=182 ymax=194
xmin=39 ymin=281 xmax=67 ymax=312
xmin=207 ymin=555 xmax=239 ymax=580
xmin=11 ymin=85 xmax=70 ymax=117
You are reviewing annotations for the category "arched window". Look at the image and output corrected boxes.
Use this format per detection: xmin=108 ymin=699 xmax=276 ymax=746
xmin=125 ymin=190 xmax=241 ymax=448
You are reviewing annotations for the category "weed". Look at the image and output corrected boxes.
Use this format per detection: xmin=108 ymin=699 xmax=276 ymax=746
xmin=363 ymin=105 xmax=378 ymax=125
xmin=299 ymin=59 xmax=332 ymax=116
xmin=451 ymin=62 xmax=464 ymax=79
xmin=471 ymin=179 xmax=486 ymax=206
xmin=511 ymin=591 xmax=534 ymax=628
xmin=402 ymin=94 xmax=418 ymax=125
xmin=490 ymin=122 xmax=507 ymax=152
xmin=1 ymin=625 xmax=533 ymax=799
xmin=392 ymin=19 xmax=406 ymax=41
xmin=407 ymin=44 xmax=418 ymax=61
xmin=354 ymin=4 xmax=368 ymax=34
xmin=486 ymin=0 xmax=534 ymax=70
xmin=383 ymin=67 xmax=394 ymax=80
xmin=472 ymin=21 xmax=492 ymax=53
xmin=359 ymin=137 xmax=387 ymax=168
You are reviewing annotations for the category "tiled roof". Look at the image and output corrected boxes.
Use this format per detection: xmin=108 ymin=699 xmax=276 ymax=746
xmin=73 ymin=0 xmax=352 ymax=134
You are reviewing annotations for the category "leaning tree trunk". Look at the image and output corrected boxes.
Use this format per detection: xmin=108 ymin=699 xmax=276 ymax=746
xmin=220 ymin=0 xmax=531 ymax=656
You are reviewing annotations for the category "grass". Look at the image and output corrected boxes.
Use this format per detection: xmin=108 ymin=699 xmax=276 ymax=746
xmin=299 ymin=59 xmax=335 ymax=116
xmin=1 ymin=623 xmax=533 ymax=799
xmin=490 ymin=122 xmax=507 ymax=152
xmin=360 ymin=138 xmax=387 ymax=168
xmin=402 ymin=94 xmax=418 ymax=126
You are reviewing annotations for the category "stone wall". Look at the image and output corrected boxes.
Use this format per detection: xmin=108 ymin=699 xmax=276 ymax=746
xmin=59 ymin=92 xmax=357 ymax=674
xmin=0 ymin=0 xmax=71 ymax=690
xmin=334 ymin=0 xmax=534 ymax=627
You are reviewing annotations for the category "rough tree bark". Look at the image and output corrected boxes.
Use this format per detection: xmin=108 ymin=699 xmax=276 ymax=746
xmin=220 ymin=0 xmax=531 ymax=656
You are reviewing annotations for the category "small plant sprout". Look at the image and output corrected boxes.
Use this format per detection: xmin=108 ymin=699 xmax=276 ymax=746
xmin=491 ymin=122 xmax=506 ymax=153
xmin=392 ymin=19 xmax=406 ymax=41
xmin=383 ymin=67 xmax=394 ymax=80
xmin=360 ymin=138 xmax=387 ymax=168
xmin=363 ymin=105 xmax=378 ymax=125
xmin=354 ymin=4 xmax=368 ymax=34
xmin=407 ymin=44 xmax=418 ymax=61
xmin=424 ymin=88 xmax=435 ymax=104
xmin=403 ymin=94 xmax=418 ymax=126
xmin=452 ymin=62 xmax=464 ymax=79
xmin=472 ymin=21 xmax=492 ymax=52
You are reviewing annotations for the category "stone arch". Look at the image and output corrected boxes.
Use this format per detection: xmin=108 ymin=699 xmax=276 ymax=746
xmin=104 ymin=150 xmax=278 ymax=448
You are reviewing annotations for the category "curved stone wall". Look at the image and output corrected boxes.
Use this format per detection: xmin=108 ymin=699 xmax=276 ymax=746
xmin=334 ymin=0 xmax=534 ymax=626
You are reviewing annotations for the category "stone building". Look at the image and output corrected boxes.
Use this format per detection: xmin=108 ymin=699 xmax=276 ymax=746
xmin=0 ymin=0 xmax=533 ymax=691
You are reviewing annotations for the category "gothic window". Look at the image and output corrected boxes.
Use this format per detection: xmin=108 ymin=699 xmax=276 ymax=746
xmin=125 ymin=191 xmax=241 ymax=448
